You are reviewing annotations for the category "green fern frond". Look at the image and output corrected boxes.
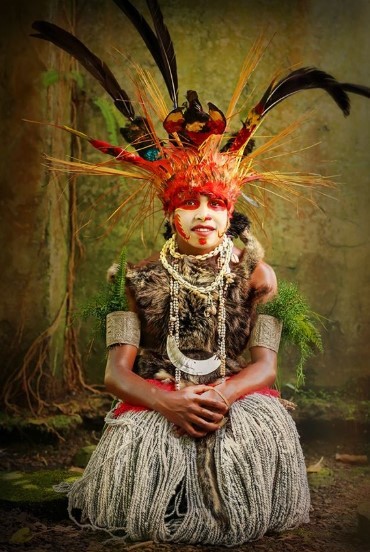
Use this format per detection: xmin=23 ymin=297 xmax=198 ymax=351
xmin=94 ymin=97 xmax=119 ymax=144
xmin=118 ymin=249 xmax=127 ymax=304
xmin=258 ymin=280 xmax=323 ymax=387
xmin=80 ymin=249 xmax=128 ymax=339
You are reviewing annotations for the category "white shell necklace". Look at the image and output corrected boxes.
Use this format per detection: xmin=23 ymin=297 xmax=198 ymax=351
xmin=160 ymin=235 xmax=234 ymax=389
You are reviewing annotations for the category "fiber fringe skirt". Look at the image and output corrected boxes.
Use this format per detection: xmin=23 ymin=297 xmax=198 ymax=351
xmin=62 ymin=394 xmax=310 ymax=546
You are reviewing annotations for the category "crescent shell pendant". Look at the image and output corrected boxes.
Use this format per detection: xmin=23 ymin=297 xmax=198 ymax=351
xmin=166 ymin=335 xmax=221 ymax=376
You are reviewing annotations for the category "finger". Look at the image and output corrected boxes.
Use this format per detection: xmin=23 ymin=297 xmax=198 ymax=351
xmin=178 ymin=421 xmax=207 ymax=438
xmin=190 ymin=385 xmax=214 ymax=395
xmin=186 ymin=425 xmax=208 ymax=438
xmin=196 ymin=407 xmax=224 ymax=423
xmin=188 ymin=415 xmax=221 ymax=432
xmin=197 ymin=397 xmax=228 ymax=413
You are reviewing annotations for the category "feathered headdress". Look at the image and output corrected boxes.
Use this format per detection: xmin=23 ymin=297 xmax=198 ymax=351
xmin=31 ymin=0 xmax=370 ymax=220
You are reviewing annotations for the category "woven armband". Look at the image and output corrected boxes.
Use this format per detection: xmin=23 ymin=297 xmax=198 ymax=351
xmin=249 ymin=314 xmax=282 ymax=353
xmin=106 ymin=311 xmax=140 ymax=348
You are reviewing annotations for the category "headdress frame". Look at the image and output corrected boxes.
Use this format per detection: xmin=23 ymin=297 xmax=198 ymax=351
xmin=31 ymin=1 xmax=370 ymax=227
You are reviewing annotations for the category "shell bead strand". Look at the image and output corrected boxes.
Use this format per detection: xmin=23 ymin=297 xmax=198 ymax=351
xmin=160 ymin=235 xmax=233 ymax=388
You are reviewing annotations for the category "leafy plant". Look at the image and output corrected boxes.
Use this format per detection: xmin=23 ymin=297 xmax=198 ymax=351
xmin=258 ymin=280 xmax=323 ymax=386
xmin=81 ymin=248 xmax=128 ymax=338
xmin=69 ymin=70 xmax=84 ymax=90
xmin=41 ymin=69 xmax=85 ymax=90
xmin=41 ymin=69 xmax=60 ymax=87
xmin=93 ymin=96 xmax=121 ymax=144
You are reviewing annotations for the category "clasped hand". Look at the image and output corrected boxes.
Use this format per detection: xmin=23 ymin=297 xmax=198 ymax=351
xmin=157 ymin=384 xmax=229 ymax=438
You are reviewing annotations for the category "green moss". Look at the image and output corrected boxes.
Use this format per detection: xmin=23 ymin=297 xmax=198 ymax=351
xmin=307 ymin=467 xmax=335 ymax=488
xmin=0 ymin=470 xmax=81 ymax=503
xmin=336 ymin=464 xmax=370 ymax=482
xmin=0 ymin=413 xmax=83 ymax=435
xmin=289 ymin=526 xmax=314 ymax=541
xmin=46 ymin=414 xmax=83 ymax=430
xmin=72 ymin=445 xmax=97 ymax=468
xmin=293 ymin=392 xmax=370 ymax=423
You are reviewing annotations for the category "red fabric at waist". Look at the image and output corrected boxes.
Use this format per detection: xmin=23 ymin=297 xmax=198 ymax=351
xmin=112 ymin=378 xmax=280 ymax=418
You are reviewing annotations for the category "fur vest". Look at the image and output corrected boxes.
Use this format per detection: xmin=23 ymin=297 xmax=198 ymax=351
xmin=126 ymin=234 xmax=266 ymax=384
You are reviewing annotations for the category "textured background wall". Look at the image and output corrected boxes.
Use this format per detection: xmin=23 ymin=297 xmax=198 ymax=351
xmin=1 ymin=0 xmax=369 ymax=395
xmin=0 ymin=0 xmax=73 ymax=394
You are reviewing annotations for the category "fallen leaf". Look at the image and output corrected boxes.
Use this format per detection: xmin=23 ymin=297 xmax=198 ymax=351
xmin=126 ymin=540 xmax=154 ymax=550
xmin=335 ymin=453 xmax=368 ymax=465
xmin=9 ymin=527 xmax=33 ymax=544
xmin=68 ymin=466 xmax=84 ymax=473
xmin=307 ymin=456 xmax=324 ymax=473
xmin=34 ymin=453 xmax=48 ymax=466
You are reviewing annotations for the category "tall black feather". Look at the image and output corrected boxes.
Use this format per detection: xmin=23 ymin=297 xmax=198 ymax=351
xmin=146 ymin=0 xmax=178 ymax=107
xmin=257 ymin=67 xmax=351 ymax=117
xmin=341 ymin=83 xmax=370 ymax=98
xmin=31 ymin=21 xmax=135 ymax=120
xmin=113 ymin=0 xmax=163 ymax=75
xmin=113 ymin=0 xmax=178 ymax=108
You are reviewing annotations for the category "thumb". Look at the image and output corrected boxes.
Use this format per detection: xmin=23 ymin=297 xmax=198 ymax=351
xmin=191 ymin=385 xmax=214 ymax=395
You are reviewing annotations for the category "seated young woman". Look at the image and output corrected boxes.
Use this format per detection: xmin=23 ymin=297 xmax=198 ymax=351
xmin=64 ymin=186 xmax=310 ymax=546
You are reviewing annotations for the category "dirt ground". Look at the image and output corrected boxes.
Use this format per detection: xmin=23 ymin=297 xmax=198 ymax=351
xmin=0 ymin=422 xmax=369 ymax=552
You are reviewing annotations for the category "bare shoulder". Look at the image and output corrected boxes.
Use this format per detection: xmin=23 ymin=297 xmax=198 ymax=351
xmin=250 ymin=261 xmax=277 ymax=302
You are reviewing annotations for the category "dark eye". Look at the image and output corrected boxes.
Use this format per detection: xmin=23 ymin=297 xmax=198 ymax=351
xmin=210 ymin=199 xmax=226 ymax=208
xmin=180 ymin=198 xmax=197 ymax=207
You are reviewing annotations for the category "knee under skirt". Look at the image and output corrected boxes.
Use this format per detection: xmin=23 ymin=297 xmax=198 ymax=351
xmin=62 ymin=394 xmax=310 ymax=546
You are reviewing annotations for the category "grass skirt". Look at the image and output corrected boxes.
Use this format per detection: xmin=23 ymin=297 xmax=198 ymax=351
xmin=64 ymin=394 xmax=310 ymax=546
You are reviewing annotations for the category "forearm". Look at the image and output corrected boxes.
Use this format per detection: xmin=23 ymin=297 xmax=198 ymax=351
xmin=104 ymin=346 xmax=166 ymax=411
xmin=215 ymin=347 xmax=277 ymax=404
xmin=105 ymin=346 xmax=228 ymax=437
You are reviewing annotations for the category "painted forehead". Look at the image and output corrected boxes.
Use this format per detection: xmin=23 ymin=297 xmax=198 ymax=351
xmin=168 ymin=188 xmax=229 ymax=212
xmin=178 ymin=191 xmax=226 ymax=202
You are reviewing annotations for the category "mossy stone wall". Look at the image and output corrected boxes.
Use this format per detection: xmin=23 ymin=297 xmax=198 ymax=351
xmin=1 ymin=0 xmax=369 ymax=394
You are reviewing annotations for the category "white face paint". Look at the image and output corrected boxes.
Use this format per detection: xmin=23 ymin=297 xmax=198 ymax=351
xmin=172 ymin=194 xmax=229 ymax=254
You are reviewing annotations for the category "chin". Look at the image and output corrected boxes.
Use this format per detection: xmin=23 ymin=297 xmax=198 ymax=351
xmin=183 ymin=236 xmax=223 ymax=254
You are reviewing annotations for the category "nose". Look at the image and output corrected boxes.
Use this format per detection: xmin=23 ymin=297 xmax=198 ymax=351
xmin=195 ymin=198 xmax=211 ymax=221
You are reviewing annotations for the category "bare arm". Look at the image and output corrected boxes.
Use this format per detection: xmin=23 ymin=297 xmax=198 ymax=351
xmin=202 ymin=260 xmax=278 ymax=406
xmin=249 ymin=260 xmax=278 ymax=303
xmin=104 ymin=277 xmax=228 ymax=438
xmin=211 ymin=346 xmax=277 ymax=405
xmin=104 ymin=346 xmax=227 ymax=437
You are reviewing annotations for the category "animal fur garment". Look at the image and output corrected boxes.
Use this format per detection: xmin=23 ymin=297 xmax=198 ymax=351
xmin=126 ymin=233 xmax=266 ymax=384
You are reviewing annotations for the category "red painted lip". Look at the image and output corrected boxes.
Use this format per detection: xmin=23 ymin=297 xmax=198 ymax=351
xmin=191 ymin=225 xmax=215 ymax=231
